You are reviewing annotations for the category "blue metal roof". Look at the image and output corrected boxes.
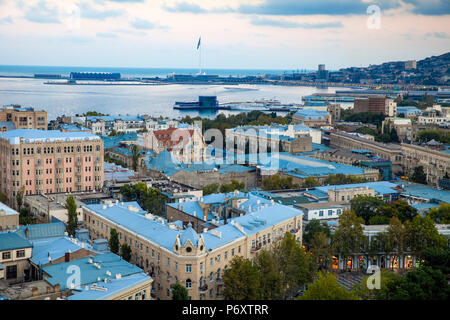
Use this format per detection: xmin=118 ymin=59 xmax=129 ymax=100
xmin=294 ymin=109 xmax=329 ymax=120
xmin=0 ymin=232 xmax=32 ymax=251
xmin=393 ymin=181 xmax=450 ymax=204
xmin=16 ymin=222 xmax=66 ymax=240
xmin=42 ymin=252 xmax=143 ymax=290
xmin=67 ymin=272 xmax=151 ymax=300
xmin=316 ymin=181 xmax=399 ymax=196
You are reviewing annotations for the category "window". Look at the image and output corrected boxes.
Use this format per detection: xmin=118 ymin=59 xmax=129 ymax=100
xmin=157 ymin=253 xmax=160 ymax=262
xmin=175 ymin=262 xmax=178 ymax=271
xmin=200 ymin=262 xmax=203 ymax=273
xmin=337 ymin=209 xmax=342 ymax=215
xmin=231 ymin=248 xmax=235 ymax=256
xmin=6 ymin=265 xmax=17 ymax=279
xmin=328 ymin=210 xmax=333 ymax=216
xmin=186 ymin=264 xmax=192 ymax=273
xmin=186 ymin=279 xmax=192 ymax=289
xmin=210 ymin=258 xmax=213 ymax=266
xmin=209 ymin=272 xmax=213 ymax=282
xmin=238 ymin=246 xmax=241 ymax=253
xmin=224 ymin=252 xmax=228 ymax=260
xmin=2 ymin=252 xmax=11 ymax=260
xmin=319 ymin=210 xmax=324 ymax=217
xmin=16 ymin=250 xmax=25 ymax=258
xmin=167 ymin=258 xmax=170 ymax=267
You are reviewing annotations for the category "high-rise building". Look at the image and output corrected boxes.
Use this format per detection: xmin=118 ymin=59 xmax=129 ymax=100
xmin=0 ymin=105 xmax=47 ymax=131
xmin=0 ymin=129 xmax=104 ymax=208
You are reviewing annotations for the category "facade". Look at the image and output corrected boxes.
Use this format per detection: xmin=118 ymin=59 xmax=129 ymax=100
xmin=382 ymin=117 xmax=413 ymax=142
xmin=0 ymin=105 xmax=47 ymax=131
xmin=138 ymin=128 xmax=206 ymax=163
xmin=0 ymin=202 xmax=19 ymax=231
xmin=329 ymin=131 xmax=403 ymax=174
xmin=0 ymin=129 xmax=104 ymax=208
xmin=0 ymin=232 xmax=32 ymax=284
xmin=82 ymin=200 xmax=303 ymax=300
xmin=353 ymin=96 xmax=396 ymax=116
xmin=401 ymin=143 xmax=450 ymax=186
xmin=295 ymin=202 xmax=346 ymax=220
xmin=327 ymin=186 xmax=375 ymax=203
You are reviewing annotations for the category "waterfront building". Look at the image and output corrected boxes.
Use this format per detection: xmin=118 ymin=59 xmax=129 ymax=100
xmin=0 ymin=129 xmax=104 ymax=208
xmin=0 ymin=105 xmax=47 ymax=131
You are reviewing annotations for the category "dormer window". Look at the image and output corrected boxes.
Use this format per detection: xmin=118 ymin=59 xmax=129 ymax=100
xmin=186 ymin=247 xmax=192 ymax=253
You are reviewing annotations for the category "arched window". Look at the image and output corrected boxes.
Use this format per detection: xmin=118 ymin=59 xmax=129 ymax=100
xmin=185 ymin=279 xmax=192 ymax=289
xmin=209 ymin=272 xmax=213 ymax=282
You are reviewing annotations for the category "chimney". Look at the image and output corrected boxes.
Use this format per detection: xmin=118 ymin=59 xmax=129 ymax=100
xmin=65 ymin=252 xmax=70 ymax=263
xmin=25 ymin=227 xmax=29 ymax=239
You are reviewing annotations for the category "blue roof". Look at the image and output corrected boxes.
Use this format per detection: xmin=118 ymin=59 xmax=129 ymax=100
xmin=0 ymin=232 xmax=32 ymax=251
xmin=304 ymin=189 xmax=328 ymax=199
xmin=393 ymin=181 xmax=450 ymax=204
xmin=60 ymin=124 xmax=91 ymax=132
xmin=101 ymin=132 xmax=137 ymax=149
xmin=87 ymin=115 xmax=144 ymax=122
xmin=316 ymin=181 xmax=399 ymax=196
xmin=30 ymin=236 xmax=95 ymax=266
xmin=67 ymin=272 xmax=151 ymax=300
xmin=16 ymin=222 xmax=66 ymax=240
xmin=294 ymin=109 xmax=329 ymax=120
xmin=180 ymin=226 xmax=200 ymax=246
xmin=252 ymin=152 xmax=368 ymax=178
xmin=110 ymin=146 xmax=154 ymax=157
xmin=42 ymin=252 xmax=143 ymax=290
xmin=396 ymin=106 xmax=421 ymax=115
xmin=0 ymin=121 xmax=16 ymax=131
xmin=84 ymin=200 xmax=303 ymax=252
xmin=0 ymin=202 xmax=19 ymax=216
xmin=0 ymin=129 xmax=100 ymax=144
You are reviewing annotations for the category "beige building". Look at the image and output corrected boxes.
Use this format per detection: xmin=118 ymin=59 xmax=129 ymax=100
xmin=0 ymin=130 xmax=104 ymax=209
xmin=330 ymin=131 xmax=403 ymax=174
xmin=327 ymin=186 xmax=375 ymax=203
xmin=82 ymin=200 xmax=303 ymax=300
xmin=382 ymin=117 xmax=413 ymax=142
xmin=0 ymin=202 xmax=19 ymax=231
xmin=0 ymin=232 xmax=32 ymax=284
xmin=0 ymin=105 xmax=47 ymax=131
xmin=401 ymin=143 xmax=450 ymax=186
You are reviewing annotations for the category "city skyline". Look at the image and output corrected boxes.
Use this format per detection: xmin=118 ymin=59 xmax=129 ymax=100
xmin=0 ymin=0 xmax=449 ymax=70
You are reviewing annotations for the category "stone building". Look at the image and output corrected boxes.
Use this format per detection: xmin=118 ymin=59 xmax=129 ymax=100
xmin=0 ymin=105 xmax=47 ymax=131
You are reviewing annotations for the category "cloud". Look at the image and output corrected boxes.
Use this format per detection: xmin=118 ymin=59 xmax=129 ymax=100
xmin=79 ymin=2 xmax=123 ymax=20
xmin=403 ymin=0 xmax=450 ymax=15
xmin=24 ymin=0 xmax=60 ymax=23
xmin=108 ymin=0 xmax=145 ymax=2
xmin=0 ymin=15 xmax=13 ymax=25
xmin=129 ymin=18 xmax=167 ymax=30
xmin=97 ymin=32 xmax=118 ymax=38
xmin=425 ymin=32 xmax=450 ymax=39
xmin=163 ymin=2 xmax=232 ymax=14
xmin=250 ymin=17 xmax=343 ymax=28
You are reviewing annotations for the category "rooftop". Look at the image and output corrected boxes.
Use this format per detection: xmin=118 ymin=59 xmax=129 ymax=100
xmin=393 ymin=181 xmax=450 ymax=204
xmin=0 ymin=129 xmax=101 ymax=144
xmin=0 ymin=232 xmax=32 ymax=251
xmin=0 ymin=202 xmax=19 ymax=216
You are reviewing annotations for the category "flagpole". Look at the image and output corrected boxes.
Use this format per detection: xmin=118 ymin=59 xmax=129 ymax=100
xmin=199 ymin=39 xmax=202 ymax=75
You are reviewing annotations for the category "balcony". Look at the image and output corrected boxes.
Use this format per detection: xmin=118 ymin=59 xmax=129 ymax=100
xmin=216 ymin=278 xmax=224 ymax=285
xmin=290 ymin=228 xmax=299 ymax=234
xmin=251 ymin=244 xmax=262 ymax=253
xmin=199 ymin=284 xmax=208 ymax=293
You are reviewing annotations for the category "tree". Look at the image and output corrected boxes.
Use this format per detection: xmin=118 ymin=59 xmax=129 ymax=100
xmin=65 ymin=196 xmax=78 ymax=237
xmin=353 ymin=269 xmax=402 ymax=300
xmin=254 ymin=250 xmax=283 ymax=299
xmin=420 ymin=248 xmax=450 ymax=275
xmin=302 ymin=177 xmax=319 ymax=188
xmin=223 ymin=256 xmax=260 ymax=299
xmin=273 ymin=232 xmax=315 ymax=299
xmin=410 ymin=166 xmax=427 ymax=184
xmin=332 ymin=210 xmax=366 ymax=268
xmin=427 ymin=203 xmax=450 ymax=224
xmin=405 ymin=215 xmax=447 ymax=257
xmin=16 ymin=186 xmax=25 ymax=211
xmin=120 ymin=243 xmax=132 ymax=262
xmin=385 ymin=267 xmax=449 ymax=300
xmin=201 ymin=183 xmax=219 ymax=195
xmin=310 ymin=232 xmax=333 ymax=271
xmin=386 ymin=216 xmax=407 ymax=269
xmin=303 ymin=219 xmax=331 ymax=248
xmin=131 ymin=144 xmax=139 ymax=172
xmin=171 ymin=282 xmax=189 ymax=300
xmin=109 ymin=228 xmax=120 ymax=254
xmin=389 ymin=127 xmax=399 ymax=143
xmin=350 ymin=195 xmax=384 ymax=224
xmin=19 ymin=207 xmax=32 ymax=225
xmin=297 ymin=272 xmax=358 ymax=300
xmin=0 ymin=192 xmax=7 ymax=205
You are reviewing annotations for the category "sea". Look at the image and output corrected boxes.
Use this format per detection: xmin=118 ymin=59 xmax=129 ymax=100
xmin=0 ymin=65 xmax=350 ymax=120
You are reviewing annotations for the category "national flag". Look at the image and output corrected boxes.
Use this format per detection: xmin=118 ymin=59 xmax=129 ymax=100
xmin=197 ymin=37 xmax=201 ymax=50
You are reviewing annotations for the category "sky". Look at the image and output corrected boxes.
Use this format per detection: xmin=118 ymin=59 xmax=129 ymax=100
xmin=0 ymin=0 xmax=449 ymax=70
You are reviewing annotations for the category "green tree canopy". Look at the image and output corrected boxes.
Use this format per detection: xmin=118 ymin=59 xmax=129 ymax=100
xmin=223 ymin=256 xmax=260 ymax=299
xmin=410 ymin=166 xmax=427 ymax=184
xmin=297 ymin=272 xmax=358 ymax=300
xmin=332 ymin=210 xmax=366 ymax=260
xmin=109 ymin=228 xmax=120 ymax=254
xmin=427 ymin=203 xmax=450 ymax=224
xmin=350 ymin=195 xmax=385 ymax=224
xmin=171 ymin=282 xmax=189 ymax=300
xmin=120 ymin=243 xmax=132 ymax=262
xmin=405 ymin=215 xmax=447 ymax=257
xmin=65 ymin=196 xmax=78 ymax=237
xmin=303 ymin=219 xmax=331 ymax=248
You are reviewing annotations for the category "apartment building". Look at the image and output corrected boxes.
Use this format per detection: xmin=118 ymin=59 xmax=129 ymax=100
xmin=329 ymin=131 xmax=403 ymax=174
xmin=138 ymin=128 xmax=206 ymax=163
xmin=401 ymin=143 xmax=450 ymax=186
xmin=82 ymin=200 xmax=303 ymax=300
xmin=354 ymin=96 xmax=396 ymax=116
xmin=0 ymin=129 xmax=104 ymax=208
xmin=0 ymin=105 xmax=47 ymax=131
